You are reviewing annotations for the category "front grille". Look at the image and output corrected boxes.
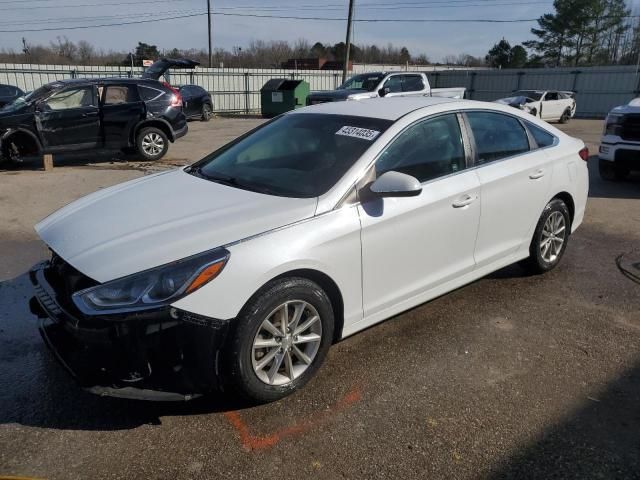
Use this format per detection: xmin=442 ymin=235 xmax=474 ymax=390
xmin=621 ymin=115 xmax=640 ymax=141
xmin=44 ymin=252 xmax=99 ymax=311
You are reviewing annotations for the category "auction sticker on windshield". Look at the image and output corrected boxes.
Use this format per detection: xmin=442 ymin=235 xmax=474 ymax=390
xmin=336 ymin=126 xmax=381 ymax=141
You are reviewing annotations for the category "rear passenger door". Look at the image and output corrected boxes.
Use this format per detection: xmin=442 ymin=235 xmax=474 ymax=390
xmin=465 ymin=111 xmax=553 ymax=268
xmin=100 ymin=84 xmax=145 ymax=147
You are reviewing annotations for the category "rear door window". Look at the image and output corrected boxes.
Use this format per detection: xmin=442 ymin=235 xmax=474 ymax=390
xmin=466 ymin=111 xmax=530 ymax=164
xmin=401 ymin=75 xmax=425 ymax=92
xmin=103 ymin=85 xmax=139 ymax=105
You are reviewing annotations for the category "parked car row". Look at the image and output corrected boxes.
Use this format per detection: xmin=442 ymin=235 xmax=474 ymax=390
xmin=0 ymin=58 xmax=213 ymax=166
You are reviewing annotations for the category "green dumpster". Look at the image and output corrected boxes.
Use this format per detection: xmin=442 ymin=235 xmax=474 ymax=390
xmin=260 ymin=78 xmax=310 ymax=118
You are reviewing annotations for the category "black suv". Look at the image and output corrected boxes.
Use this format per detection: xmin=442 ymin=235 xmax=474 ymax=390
xmin=0 ymin=77 xmax=187 ymax=166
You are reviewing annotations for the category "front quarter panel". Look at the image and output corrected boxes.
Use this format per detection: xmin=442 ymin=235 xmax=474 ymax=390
xmin=171 ymin=205 xmax=363 ymax=333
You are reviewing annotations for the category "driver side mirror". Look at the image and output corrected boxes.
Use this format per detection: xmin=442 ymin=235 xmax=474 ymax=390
xmin=378 ymin=87 xmax=390 ymax=97
xmin=369 ymin=171 xmax=422 ymax=197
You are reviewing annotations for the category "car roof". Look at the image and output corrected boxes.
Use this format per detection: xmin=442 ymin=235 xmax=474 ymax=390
xmin=293 ymin=96 xmax=465 ymax=121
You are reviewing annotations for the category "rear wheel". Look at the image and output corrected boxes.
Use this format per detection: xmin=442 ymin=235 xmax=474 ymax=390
xmin=521 ymin=198 xmax=571 ymax=274
xmin=201 ymin=103 xmax=212 ymax=122
xmin=225 ymin=277 xmax=334 ymax=403
xmin=559 ymin=108 xmax=571 ymax=124
xmin=136 ymin=127 xmax=168 ymax=161
xmin=599 ymin=159 xmax=629 ymax=181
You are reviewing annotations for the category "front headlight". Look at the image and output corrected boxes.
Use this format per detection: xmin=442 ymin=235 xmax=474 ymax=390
xmin=72 ymin=247 xmax=230 ymax=315
xmin=604 ymin=113 xmax=623 ymax=136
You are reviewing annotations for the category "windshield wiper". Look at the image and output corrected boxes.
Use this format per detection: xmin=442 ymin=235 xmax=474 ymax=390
xmin=190 ymin=167 xmax=281 ymax=196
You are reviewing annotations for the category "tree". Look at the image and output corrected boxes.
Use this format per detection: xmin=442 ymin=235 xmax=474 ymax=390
xmin=486 ymin=39 xmax=512 ymax=68
xmin=399 ymin=47 xmax=410 ymax=63
xmin=77 ymin=40 xmax=94 ymax=64
xmin=310 ymin=42 xmax=326 ymax=58
xmin=510 ymin=45 xmax=528 ymax=67
xmin=524 ymin=0 xmax=630 ymax=67
xmin=134 ymin=42 xmax=160 ymax=63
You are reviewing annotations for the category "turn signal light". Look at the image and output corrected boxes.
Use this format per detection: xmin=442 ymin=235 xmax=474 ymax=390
xmin=579 ymin=147 xmax=589 ymax=161
xmin=185 ymin=260 xmax=227 ymax=294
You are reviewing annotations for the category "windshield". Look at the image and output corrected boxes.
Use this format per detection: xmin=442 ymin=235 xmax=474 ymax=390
xmin=338 ymin=74 xmax=385 ymax=91
xmin=513 ymin=90 xmax=543 ymax=101
xmin=190 ymin=113 xmax=392 ymax=198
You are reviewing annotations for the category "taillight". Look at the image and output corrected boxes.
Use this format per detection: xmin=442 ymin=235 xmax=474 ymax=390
xmin=170 ymin=93 xmax=183 ymax=107
xmin=579 ymin=147 xmax=589 ymax=161
xmin=162 ymin=81 xmax=183 ymax=107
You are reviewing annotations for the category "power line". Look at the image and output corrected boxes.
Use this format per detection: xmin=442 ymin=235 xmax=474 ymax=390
xmin=1 ymin=10 xmax=637 ymax=33
xmin=0 ymin=0 xmax=189 ymax=11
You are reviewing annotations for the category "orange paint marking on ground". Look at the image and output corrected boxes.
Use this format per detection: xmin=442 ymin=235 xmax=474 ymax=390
xmin=224 ymin=386 xmax=362 ymax=451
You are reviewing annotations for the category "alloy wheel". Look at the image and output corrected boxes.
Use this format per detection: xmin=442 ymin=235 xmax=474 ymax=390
xmin=251 ymin=300 xmax=322 ymax=386
xmin=540 ymin=211 xmax=566 ymax=263
xmin=141 ymin=132 xmax=165 ymax=156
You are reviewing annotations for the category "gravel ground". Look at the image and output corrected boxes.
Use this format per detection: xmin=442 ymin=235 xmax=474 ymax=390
xmin=0 ymin=117 xmax=639 ymax=480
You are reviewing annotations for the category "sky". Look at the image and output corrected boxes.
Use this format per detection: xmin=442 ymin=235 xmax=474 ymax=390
xmin=0 ymin=0 xmax=638 ymax=62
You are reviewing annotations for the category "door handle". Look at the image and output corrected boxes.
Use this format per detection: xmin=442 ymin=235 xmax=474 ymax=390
xmin=529 ymin=169 xmax=545 ymax=180
xmin=452 ymin=194 xmax=476 ymax=208
xmin=82 ymin=112 xmax=98 ymax=117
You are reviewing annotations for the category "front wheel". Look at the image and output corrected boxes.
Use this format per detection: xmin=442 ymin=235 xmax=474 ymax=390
xmin=521 ymin=199 xmax=571 ymax=274
xmin=599 ymin=159 xmax=629 ymax=181
xmin=225 ymin=277 xmax=334 ymax=403
xmin=136 ymin=127 xmax=169 ymax=161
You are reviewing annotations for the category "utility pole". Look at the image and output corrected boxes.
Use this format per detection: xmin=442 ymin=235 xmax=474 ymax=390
xmin=207 ymin=0 xmax=213 ymax=68
xmin=342 ymin=0 xmax=355 ymax=83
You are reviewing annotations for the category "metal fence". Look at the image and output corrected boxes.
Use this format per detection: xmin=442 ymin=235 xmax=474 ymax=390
xmin=425 ymin=65 xmax=640 ymax=118
xmin=0 ymin=63 xmax=343 ymax=114
xmin=2 ymin=63 xmax=640 ymax=117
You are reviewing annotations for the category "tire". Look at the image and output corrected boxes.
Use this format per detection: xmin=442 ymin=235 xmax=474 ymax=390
xmin=136 ymin=127 xmax=169 ymax=161
xmin=599 ymin=159 xmax=629 ymax=181
xmin=201 ymin=103 xmax=212 ymax=122
xmin=521 ymin=198 xmax=571 ymax=274
xmin=559 ymin=108 xmax=571 ymax=124
xmin=225 ymin=277 xmax=334 ymax=403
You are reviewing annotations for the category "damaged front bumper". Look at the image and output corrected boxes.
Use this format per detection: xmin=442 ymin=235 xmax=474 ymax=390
xmin=29 ymin=261 xmax=231 ymax=401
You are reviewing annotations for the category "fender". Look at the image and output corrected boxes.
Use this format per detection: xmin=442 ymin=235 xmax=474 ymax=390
xmin=0 ymin=127 xmax=43 ymax=154
xmin=131 ymin=118 xmax=175 ymax=144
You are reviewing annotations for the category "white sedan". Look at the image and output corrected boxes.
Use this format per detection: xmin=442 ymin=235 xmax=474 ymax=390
xmin=30 ymin=97 xmax=589 ymax=402
xmin=495 ymin=90 xmax=577 ymax=123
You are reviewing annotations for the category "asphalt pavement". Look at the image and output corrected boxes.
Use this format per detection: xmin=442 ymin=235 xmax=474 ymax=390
xmin=0 ymin=118 xmax=639 ymax=480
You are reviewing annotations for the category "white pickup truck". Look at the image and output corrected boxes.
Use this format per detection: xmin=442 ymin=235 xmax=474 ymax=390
xmin=306 ymin=72 xmax=466 ymax=105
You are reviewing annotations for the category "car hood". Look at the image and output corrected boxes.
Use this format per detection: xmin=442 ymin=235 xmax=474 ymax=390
xmin=609 ymin=99 xmax=640 ymax=115
xmin=141 ymin=58 xmax=200 ymax=80
xmin=35 ymin=169 xmax=317 ymax=282
xmin=494 ymin=96 xmax=533 ymax=107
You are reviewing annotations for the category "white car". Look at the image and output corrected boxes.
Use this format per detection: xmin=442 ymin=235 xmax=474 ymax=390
xmin=599 ymin=98 xmax=640 ymax=180
xmin=30 ymin=97 xmax=589 ymax=402
xmin=495 ymin=90 xmax=577 ymax=123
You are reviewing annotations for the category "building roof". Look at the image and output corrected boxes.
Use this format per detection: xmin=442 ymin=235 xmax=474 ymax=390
xmin=292 ymin=96 xmax=464 ymax=120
